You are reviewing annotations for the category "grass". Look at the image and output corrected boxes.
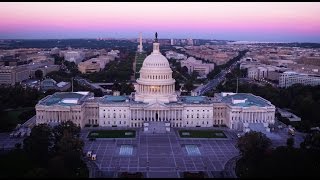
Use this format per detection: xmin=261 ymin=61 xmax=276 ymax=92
xmin=179 ymin=130 xmax=227 ymax=138
xmin=0 ymin=107 xmax=35 ymax=132
xmin=6 ymin=107 xmax=34 ymax=122
xmin=87 ymin=130 xmax=136 ymax=138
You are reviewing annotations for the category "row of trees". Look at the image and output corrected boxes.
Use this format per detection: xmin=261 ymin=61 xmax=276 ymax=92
xmin=0 ymin=121 xmax=88 ymax=178
xmin=111 ymin=82 xmax=135 ymax=95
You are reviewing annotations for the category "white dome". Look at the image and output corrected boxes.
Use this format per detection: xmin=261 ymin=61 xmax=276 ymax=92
xmin=134 ymin=38 xmax=177 ymax=103
xmin=142 ymin=42 xmax=170 ymax=68
xmin=142 ymin=53 xmax=170 ymax=68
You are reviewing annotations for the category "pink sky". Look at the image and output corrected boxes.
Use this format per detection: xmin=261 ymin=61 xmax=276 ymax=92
xmin=0 ymin=2 xmax=320 ymax=42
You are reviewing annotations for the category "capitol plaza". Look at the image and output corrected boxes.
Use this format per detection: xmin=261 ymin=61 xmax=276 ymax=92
xmin=33 ymin=33 xmax=281 ymax=177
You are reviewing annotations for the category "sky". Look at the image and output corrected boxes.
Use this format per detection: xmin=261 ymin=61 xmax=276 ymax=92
xmin=0 ymin=2 xmax=320 ymax=42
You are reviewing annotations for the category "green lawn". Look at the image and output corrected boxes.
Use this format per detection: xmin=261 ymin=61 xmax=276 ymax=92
xmin=87 ymin=130 xmax=136 ymax=138
xmin=179 ymin=130 xmax=227 ymax=138
xmin=0 ymin=107 xmax=35 ymax=132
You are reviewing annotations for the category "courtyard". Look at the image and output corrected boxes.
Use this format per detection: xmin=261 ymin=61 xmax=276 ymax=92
xmin=80 ymin=127 xmax=239 ymax=178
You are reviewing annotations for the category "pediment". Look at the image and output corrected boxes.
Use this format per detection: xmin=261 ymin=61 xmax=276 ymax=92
xmin=145 ymin=102 xmax=169 ymax=110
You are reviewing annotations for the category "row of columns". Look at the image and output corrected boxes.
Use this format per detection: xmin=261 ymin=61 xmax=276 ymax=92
xmin=142 ymin=74 xmax=171 ymax=80
xmin=239 ymin=111 xmax=271 ymax=122
xmin=137 ymin=84 xmax=174 ymax=94
xmin=131 ymin=109 xmax=182 ymax=121
xmin=38 ymin=111 xmax=81 ymax=122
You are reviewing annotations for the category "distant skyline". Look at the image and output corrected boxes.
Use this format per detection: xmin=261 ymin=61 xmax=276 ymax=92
xmin=1 ymin=2 xmax=320 ymax=42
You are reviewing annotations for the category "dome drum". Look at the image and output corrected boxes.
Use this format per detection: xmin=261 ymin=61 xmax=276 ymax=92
xmin=134 ymin=36 xmax=177 ymax=103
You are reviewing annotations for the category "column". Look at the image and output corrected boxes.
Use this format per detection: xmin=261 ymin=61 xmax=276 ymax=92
xmin=175 ymin=109 xmax=177 ymax=121
xmin=151 ymin=110 xmax=153 ymax=121
xmin=165 ymin=110 xmax=167 ymax=121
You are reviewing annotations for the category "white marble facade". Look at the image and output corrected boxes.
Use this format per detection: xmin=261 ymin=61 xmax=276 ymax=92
xmin=36 ymin=38 xmax=275 ymax=131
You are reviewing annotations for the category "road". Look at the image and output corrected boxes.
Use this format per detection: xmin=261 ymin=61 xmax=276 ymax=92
xmin=198 ymin=61 xmax=239 ymax=95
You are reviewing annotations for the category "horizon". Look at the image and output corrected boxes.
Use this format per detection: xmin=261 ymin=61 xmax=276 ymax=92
xmin=1 ymin=2 xmax=320 ymax=43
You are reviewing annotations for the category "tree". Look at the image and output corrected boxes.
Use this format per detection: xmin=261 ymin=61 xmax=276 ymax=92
xmin=56 ymin=131 xmax=83 ymax=155
xmin=23 ymin=124 xmax=53 ymax=165
xmin=112 ymin=82 xmax=121 ymax=91
xmin=52 ymin=120 xmax=81 ymax=144
xmin=181 ymin=66 xmax=189 ymax=76
xmin=175 ymin=81 xmax=181 ymax=91
xmin=237 ymin=131 xmax=271 ymax=159
xmin=35 ymin=69 xmax=43 ymax=80
xmin=93 ymin=88 xmax=103 ymax=97
xmin=183 ymin=80 xmax=195 ymax=92
xmin=24 ymin=168 xmax=48 ymax=178
xmin=303 ymin=131 xmax=320 ymax=149
xmin=286 ymin=137 xmax=295 ymax=148
xmin=48 ymin=155 xmax=68 ymax=178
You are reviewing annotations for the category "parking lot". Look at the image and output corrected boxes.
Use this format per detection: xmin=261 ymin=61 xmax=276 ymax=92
xmin=80 ymin=128 xmax=239 ymax=178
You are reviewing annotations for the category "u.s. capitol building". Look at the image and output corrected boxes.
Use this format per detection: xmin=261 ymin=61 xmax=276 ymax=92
xmin=35 ymin=37 xmax=275 ymax=132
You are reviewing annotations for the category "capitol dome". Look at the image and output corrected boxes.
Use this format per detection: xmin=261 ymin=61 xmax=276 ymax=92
xmin=134 ymin=33 xmax=177 ymax=104
xmin=142 ymin=45 xmax=170 ymax=68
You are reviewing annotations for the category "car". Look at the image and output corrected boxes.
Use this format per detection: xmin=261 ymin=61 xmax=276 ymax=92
xmin=237 ymin=133 xmax=242 ymax=138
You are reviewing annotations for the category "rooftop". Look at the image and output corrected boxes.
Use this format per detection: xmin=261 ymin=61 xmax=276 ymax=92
xmin=100 ymin=95 xmax=130 ymax=103
xmin=39 ymin=92 xmax=91 ymax=106
xmin=220 ymin=93 xmax=271 ymax=107
xmin=179 ymin=96 xmax=211 ymax=104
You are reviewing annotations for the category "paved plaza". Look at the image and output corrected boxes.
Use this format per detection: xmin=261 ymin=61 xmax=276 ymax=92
xmin=80 ymin=127 xmax=240 ymax=178
xmin=0 ymin=133 xmax=24 ymax=150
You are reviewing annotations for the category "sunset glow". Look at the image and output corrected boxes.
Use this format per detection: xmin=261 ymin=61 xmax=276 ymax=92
xmin=1 ymin=2 xmax=320 ymax=42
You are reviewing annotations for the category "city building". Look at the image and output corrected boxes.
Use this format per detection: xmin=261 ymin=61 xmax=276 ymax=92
xmin=64 ymin=51 xmax=85 ymax=64
xmin=36 ymin=35 xmax=275 ymax=132
xmin=40 ymin=78 xmax=71 ymax=91
xmin=165 ymin=51 xmax=187 ymax=60
xmin=279 ymin=71 xmax=320 ymax=88
xmin=180 ymin=57 xmax=214 ymax=77
xmin=107 ymin=50 xmax=120 ymax=58
xmin=0 ymin=60 xmax=59 ymax=85
xmin=78 ymin=60 xmax=101 ymax=74
xmin=0 ymin=66 xmax=30 ymax=85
